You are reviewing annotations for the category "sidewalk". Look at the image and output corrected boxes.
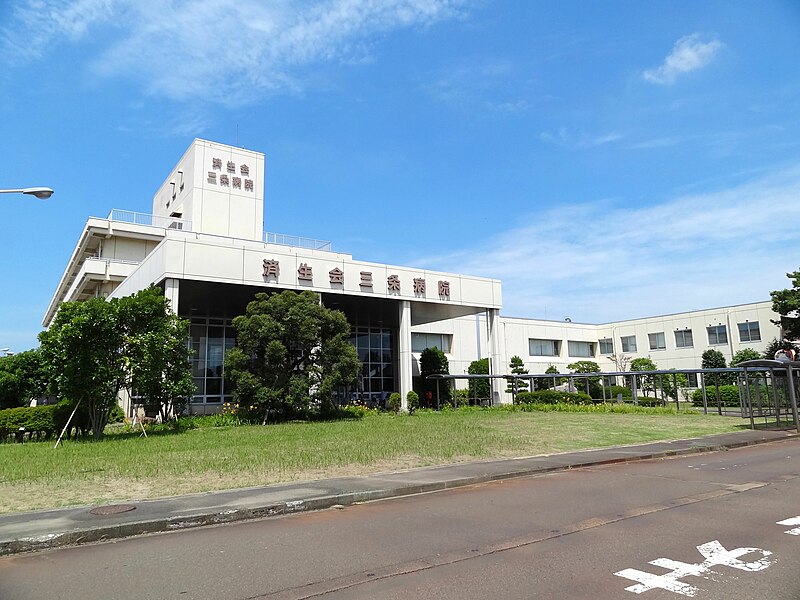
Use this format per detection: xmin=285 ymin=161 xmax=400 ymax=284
xmin=1 ymin=428 xmax=797 ymax=556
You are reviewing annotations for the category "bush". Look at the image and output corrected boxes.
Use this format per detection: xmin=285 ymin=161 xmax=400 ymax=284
xmin=609 ymin=385 xmax=632 ymax=399
xmin=691 ymin=385 xmax=741 ymax=407
xmin=514 ymin=390 xmax=593 ymax=405
xmin=406 ymin=390 xmax=420 ymax=414
xmin=387 ymin=393 xmax=401 ymax=413
xmin=635 ymin=397 xmax=664 ymax=407
xmin=0 ymin=405 xmax=59 ymax=440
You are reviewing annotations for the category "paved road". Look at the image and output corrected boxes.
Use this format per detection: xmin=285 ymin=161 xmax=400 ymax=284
xmin=2 ymin=439 xmax=799 ymax=599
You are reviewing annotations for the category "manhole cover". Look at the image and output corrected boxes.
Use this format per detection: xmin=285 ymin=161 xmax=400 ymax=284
xmin=89 ymin=504 xmax=137 ymax=516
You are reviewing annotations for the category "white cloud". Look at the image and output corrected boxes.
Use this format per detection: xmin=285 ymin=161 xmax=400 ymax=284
xmin=643 ymin=33 xmax=723 ymax=85
xmin=423 ymin=166 xmax=800 ymax=323
xmin=2 ymin=0 xmax=467 ymax=105
xmin=540 ymin=127 xmax=623 ymax=148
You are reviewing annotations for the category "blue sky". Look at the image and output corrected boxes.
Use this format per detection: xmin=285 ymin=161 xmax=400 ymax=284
xmin=2 ymin=0 xmax=800 ymax=352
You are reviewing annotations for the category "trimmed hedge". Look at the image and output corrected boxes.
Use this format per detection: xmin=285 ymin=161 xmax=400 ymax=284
xmin=0 ymin=404 xmax=61 ymax=439
xmin=691 ymin=385 xmax=741 ymax=407
xmin=514 ymin=390 xmax=593 ymax=405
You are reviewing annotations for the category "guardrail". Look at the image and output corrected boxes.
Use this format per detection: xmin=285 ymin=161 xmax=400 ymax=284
xmin=265 ymin=232 xmax=332 ymax=251
xmin=107 ymin=209 xmax=192 ymax=231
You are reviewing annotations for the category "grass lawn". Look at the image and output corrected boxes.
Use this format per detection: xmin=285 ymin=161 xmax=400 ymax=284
xmin=0 ymin=409 xmax=746 ymax=514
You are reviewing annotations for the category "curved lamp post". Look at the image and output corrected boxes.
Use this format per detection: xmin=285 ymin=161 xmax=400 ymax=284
xmin=0 ymin=187 xmax=54 ymax=199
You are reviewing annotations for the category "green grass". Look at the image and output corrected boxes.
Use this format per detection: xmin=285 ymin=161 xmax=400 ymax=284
xmin=0 ymin=408 xmax=746 ymax=514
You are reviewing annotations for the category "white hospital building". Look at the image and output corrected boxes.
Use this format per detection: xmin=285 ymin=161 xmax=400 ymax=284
xmin=44 ymin=140 xmax=781 ymax=411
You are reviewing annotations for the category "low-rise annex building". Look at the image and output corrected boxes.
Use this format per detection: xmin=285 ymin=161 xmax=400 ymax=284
xmin=43 ymin=139 xmax=782 ymax=412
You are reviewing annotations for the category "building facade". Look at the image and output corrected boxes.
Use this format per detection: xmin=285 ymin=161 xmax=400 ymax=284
xmin=44 ymin=140 xmax=782 ymax=411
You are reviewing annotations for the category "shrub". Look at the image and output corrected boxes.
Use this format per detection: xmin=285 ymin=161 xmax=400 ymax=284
xmin=454 ymin=388 xmax=471 ymax=407
xmin=514 ymin=390 xmax=592 ymax=405
xmin=0 ymin=405 xmax=59 ymax=440
xmin=691 ymin=385 xmax=741 ymax=407
xmin=406 ymin=390 xmax=420 ymax=414
xmin=609 ymin=385 xmax=632 ymax=399
xmin=635 ymin=397 xmax=664 ymax=407
xmin=387 ymin=393 xmax=401 ymax=413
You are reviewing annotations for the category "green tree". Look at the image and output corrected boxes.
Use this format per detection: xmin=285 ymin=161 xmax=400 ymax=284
xmin=659 ymin=370 xmax=689 ymax=402
xmin=702 ymin=349 xmax=734 ymax=385
xmin=770 ymin=269 xmax=800 ymax=340
xmin=39 ymin=297 xmax=127 ymax=439
xmin=506 ymin=355 xmax=529 ymax=394
xmin=567 ymin=360 xmax=601 ymax=397
xmin=0 ymin=350 xmax=47 ymax=410
xmin=536 ymin=365 xmax=561 ymax=390
xmin=467 ymin=358 xmax=490 ymax=401
xmin=730 ymin=348 xmax=761 ymax=366
xmin=224 ymin=291 xmax=360 ymax=423
xmin=419 ymin=346 xmax=451 ymax=406
xmin=121 ymin=287 xmax=194 ymax=422
xmin=630 ymin=357 xmax=658 ymax=396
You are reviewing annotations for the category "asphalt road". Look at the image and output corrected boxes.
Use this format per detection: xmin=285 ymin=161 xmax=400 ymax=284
xmin=2 ymin=439 xmax=799 ymax=599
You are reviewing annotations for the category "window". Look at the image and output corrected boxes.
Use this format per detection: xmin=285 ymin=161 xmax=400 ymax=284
xmin=529 ymin=339 xmax=559 ymax=356
xmin=568 ymin=340 xmax=595 ymax=357
xmin=687 ymin=373 xmax=698 ymax=388
xmin=707 ymin=325 xmax=728 ymax=345
xmin=411 ymin=333 xmax=451 ymax=353
xmin=674 ymin=329 xmax=693 ymax=348
xmin=738 ymin=321 xmax=761 ymax=342
xmin=648 ymin=332 xmax=666 ymax=350
xmin=599 ymin=338 xmax=614 ymax=354
xmin=621 ymin=335 xmax=637 ymax=353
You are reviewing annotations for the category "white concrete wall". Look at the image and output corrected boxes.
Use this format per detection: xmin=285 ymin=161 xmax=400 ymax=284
xmin=151 ymin=139 xmax=265 ymax=242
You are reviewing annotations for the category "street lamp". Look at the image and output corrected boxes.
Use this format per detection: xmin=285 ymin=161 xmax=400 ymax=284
xmin=0 ymin=187 xmax=54 ymax=199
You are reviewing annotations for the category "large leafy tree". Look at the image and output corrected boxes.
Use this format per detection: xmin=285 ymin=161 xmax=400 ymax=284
xmin=224 ymin=291 xmax=360 ymax=422
xmin=39 ymin=297 xmax=127 ymax=439
xmin=771 ymin=269 xmax=800 ymax=340
xmin=38 ymin=287 xmax=194 ymax=438
xmin=0 ymin=349 xmax=47 ymax=409
xmin=120 ymin=287 xmax=194 ymax=422
xmin=419 ymin=346 xmax=452 ymax=406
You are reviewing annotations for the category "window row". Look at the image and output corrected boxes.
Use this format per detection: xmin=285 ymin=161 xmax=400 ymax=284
xmin=533 ymin=321 xmax=761 ymax=358
xmin=411 ymin=332 xmax=452 ymax=353
xmin=529 ymin=339 xmax=595 ymax=358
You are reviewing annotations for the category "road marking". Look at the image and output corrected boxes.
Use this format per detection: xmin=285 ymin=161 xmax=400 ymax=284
xmin=615 ymin=540 xmax=774 ymax=596
xmin=777 ymin=516 xmax=800 ymax=535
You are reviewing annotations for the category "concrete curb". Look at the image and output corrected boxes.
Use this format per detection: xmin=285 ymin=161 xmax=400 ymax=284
xmin=2 ymin=431 xmax=796 ymax=556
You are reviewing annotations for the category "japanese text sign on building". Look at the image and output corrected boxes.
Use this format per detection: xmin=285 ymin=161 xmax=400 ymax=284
xmin=329 ymin=268 xmax=344 ymax=284
xmin=413 ymin=278 xmax=426 ymax=294
xmin=387 ymin=274 xmax=401 ymax=292
xmin=209 ymin=157 xmax=253 ymax=192
xmin=360 ymin=272 xmax=373 ymax=288
xmin=298 ymin=263 xmax=313 ymax=282
xmin=438 ymin=280 xmax=450 ymax=298
xmin=262 ymin=259 xmax=280 ymax=279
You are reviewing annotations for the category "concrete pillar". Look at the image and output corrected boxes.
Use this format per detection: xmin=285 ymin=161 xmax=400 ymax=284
xmin=398 ymin=300 xmax=412 ymax=411
xmin=487 ymin=308 xmax=504 ymax=405
xmin=164 ymin=278 xmax=180 ymax=313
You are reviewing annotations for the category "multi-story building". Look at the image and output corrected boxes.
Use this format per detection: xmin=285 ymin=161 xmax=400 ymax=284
xmin=43 ymin=139 xmax=781 ymax=412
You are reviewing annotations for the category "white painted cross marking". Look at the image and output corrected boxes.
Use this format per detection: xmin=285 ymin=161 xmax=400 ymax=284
xmin=614 ymin=540 xmax=774 ymax=596
xmin=777 ymin=516 xmax=800 ymax=535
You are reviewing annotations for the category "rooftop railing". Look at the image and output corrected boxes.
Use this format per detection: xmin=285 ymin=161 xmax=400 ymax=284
xmin=265 ymin=232 xmax=333 ymax=251
xmin=107 ymin=209 xmax=192 ymax=231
